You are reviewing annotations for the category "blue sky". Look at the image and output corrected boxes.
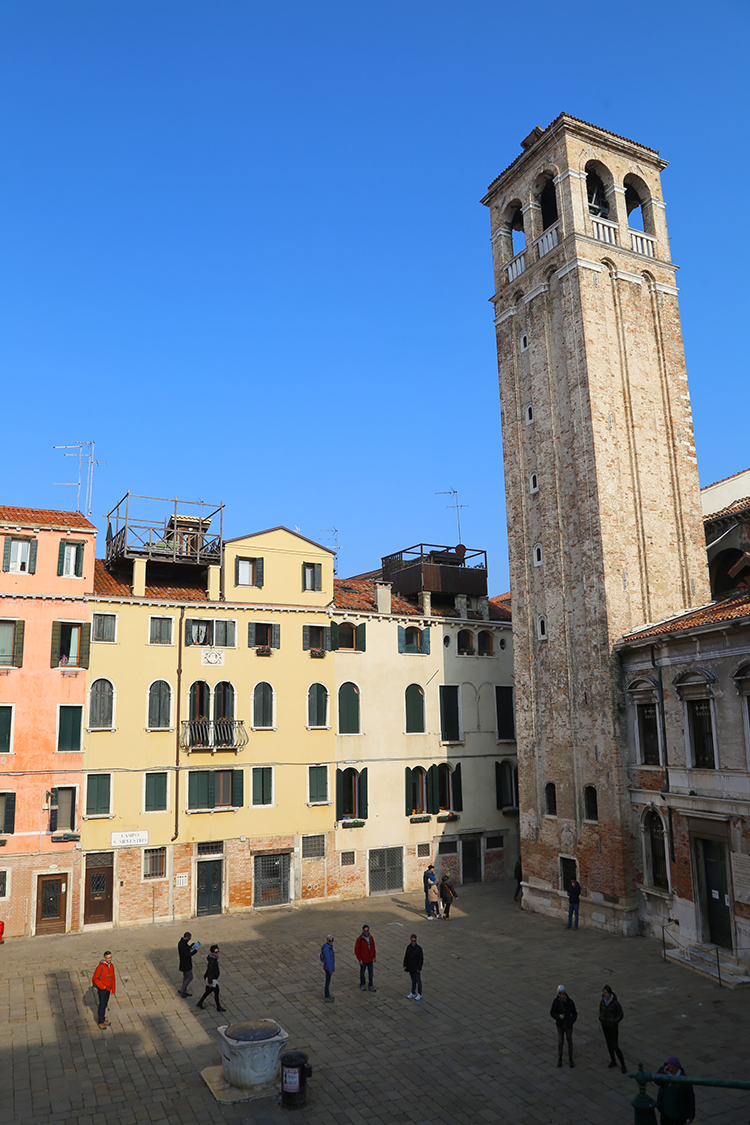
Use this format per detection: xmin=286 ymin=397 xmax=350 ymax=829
xmin=1 ymin=2 xmax=747 ymax=593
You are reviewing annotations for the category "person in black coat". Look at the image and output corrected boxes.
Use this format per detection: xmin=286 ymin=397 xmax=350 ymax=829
xmin=196 ymin=945 xmax=227 ymax=1012
xmin=550 ymin=984 xmax=577 ymax=1067
xmin=655 ymin=1057 xmax=695 ymax=1125
xmin=177 ymin=932 xmax=199 ymax=998
xmin=439 ymin=874 xmax=457 ymax=919
xmin=599 ymin=985 xmax=626 ymax=1072
xmin=403 ymin=934 xmax=424 ymax=1000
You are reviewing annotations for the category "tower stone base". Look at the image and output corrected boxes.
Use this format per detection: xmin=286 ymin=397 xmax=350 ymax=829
xmin=522 ymin=882 xmax=640 ymax=937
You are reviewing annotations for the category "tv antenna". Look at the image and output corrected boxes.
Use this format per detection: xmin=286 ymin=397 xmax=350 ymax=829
xmin=54 ymin=441 xmax=103 ymax=518
xmin=436 ymin=489 xmax=468 ymax=544
xmin=320 ymin=528 xmax=340 ymax=574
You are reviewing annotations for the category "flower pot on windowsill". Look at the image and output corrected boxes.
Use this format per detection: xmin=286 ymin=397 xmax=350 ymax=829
xmin=310 ymin=649 xmax=325 ymax=658
xmin=437 ymin=812 xmax=459 ymax=822
xmin=410 ymin=814 xmax=431 ymax=823
xmin=255 ymin=646 xmax=272 ymax=656
xmin=341 ymin=818 xmax=365 ymax=828
xmin=458 ymin=648 xmax=475 ymax=656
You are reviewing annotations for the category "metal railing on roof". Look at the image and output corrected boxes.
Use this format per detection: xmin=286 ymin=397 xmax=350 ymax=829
xmin=105 ymin=492 xmax=223 ymax=567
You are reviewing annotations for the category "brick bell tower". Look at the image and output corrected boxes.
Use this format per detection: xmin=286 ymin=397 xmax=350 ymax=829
xmin=482 ymin=115 xmax=710 ymax=933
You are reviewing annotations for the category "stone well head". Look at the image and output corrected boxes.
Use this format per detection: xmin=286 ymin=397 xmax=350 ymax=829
xmin=217 ymin=1019 xmax=289 ymax=1089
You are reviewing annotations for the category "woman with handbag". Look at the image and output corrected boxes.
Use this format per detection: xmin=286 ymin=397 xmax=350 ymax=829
xmin=440 ymin=873 xmax=457 ymax=919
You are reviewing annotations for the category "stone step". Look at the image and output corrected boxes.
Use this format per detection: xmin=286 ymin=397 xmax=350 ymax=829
xmin=665 ymin=945 xmax=750 ymax=988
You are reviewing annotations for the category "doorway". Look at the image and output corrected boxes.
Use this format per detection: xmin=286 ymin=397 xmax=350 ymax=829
xmin=197 ymin=859 xmax=223 ymax=916
xmin=253 ymin=853 xmax=291 ymax=906
xmin=84 ymin=853 xmax=113 ymax=924
xmin=369 ymin=847 xmax=403 ymax=894
xmin=695 ymin=837 xmax=733 ymax=950
xmin=36 ymin=874 xmax=67 ymax=934
xmin=461 ymin=837 xmax=482 ymax=883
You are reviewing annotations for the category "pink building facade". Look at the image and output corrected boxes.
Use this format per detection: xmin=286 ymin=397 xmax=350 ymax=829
xmin=0 ymin=507 xmax=96 ymax=938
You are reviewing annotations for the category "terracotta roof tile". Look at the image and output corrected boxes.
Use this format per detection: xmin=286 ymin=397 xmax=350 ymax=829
xmin=704 ymin=495 xmax=750 ymax=521
xmin=333 ymin=578 xmax=419 ymax=615
xmin=619 ymin=591 xmax=750 ymax=644
xmin=489 ymin=592 xmax=512 ymax=622
xmin=0 ymin=506 xmax=97 ymax=532
xmin=93 ymin=559 xmax=208 ymax=601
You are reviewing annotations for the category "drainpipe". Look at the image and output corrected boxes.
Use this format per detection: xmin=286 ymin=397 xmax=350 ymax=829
xmin=172 ymin=605 xmax=186 ymax=843
xmin=651 ymin=644 xmax=675 ymax=863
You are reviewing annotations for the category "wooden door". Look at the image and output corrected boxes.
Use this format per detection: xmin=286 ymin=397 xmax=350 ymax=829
xmin=197 ymin=859 xmax=223 ymax=915
xmin=84 ymin=854 xmax=114 ymax=924
xmin=36 ymin=874 xmax=67 ymax=934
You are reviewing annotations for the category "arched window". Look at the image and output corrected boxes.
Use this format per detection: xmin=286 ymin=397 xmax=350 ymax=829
xmin=584 ymin=785 xmax=598 ymax=822
xmin=545 ymin=782 xmax=557 ymax=816
xmin=214 ymin=681 xmax=235 ymax=746
xmin=404 ymin=627 xmax=421 ymax=652
xmin=530 ymin=472 xmax=539 ymax=493
xmin=539 ymin=177 xmax=559 ymax=230
xmin=342 ymin=767 xmax=359 ymax=817
xmin=644 ymin=809 xmax=668 ymax=889
xmin=478 ymin=631 xmax=493 ymax=656
xmin=497 ymin=759 xmax=518 ymax=808
xmin=533 ymin=544 xmax=543 ymax=567
xmin=253 ymin=681 xmax=274 ymax=729
xmin=526 ymin=403 xmax=534 ymax=424
xmin=586 ymin=169 xmax=609 ymax=218
xmin=457 ymin=630 xmax=474 ymax=656
xmin=405 ymin=684 xmax=425 ymax=733
xmin=338 ymin=622 xmax=356 ymax=650
xmin=409 ymin=766 xmax=426 ymax=814
xmin=509 ymin=205 xmax=525 ymax=256
xmin=189 ymin=680 xmax=210 ymax=720
xmin=148 ymin=680 xmax=171 ymax=730
xmin=623 ymin=173 xmax=655 ymax=236
xmin=338 ymin=682 xmax=360 ymax=734
xmin=308 ymin=683 xmax=328 ymax=728
xmin=438 ymin=763 xmax=452 ymax=810
xmin=538 ymin=616 xmax=548 ymax=640
xmin=710 ymin=547 xmax=746 ymax=598
xmin=90 ymin=679 xmax=114 ymax=729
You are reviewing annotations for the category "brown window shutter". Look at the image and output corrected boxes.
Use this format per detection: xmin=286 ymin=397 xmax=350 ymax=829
xmin=12 ymin=621 xmax=25 ymax=668
xmin=50 ymin=621 xmax=62 ymax=667
xmin=79 ymin=624 xmax=91 ymax=669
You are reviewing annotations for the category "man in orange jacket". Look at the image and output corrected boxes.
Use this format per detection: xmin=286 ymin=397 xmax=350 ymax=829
xmin=92 ymin=951 xmax=116 ymax=1029
xmin=354 ymin=925 xmax=377 ymax=992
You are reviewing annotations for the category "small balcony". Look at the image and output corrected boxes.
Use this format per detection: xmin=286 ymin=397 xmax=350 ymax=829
xmin=106 ymin=492 xmax=223 ymax=567
xmin=535 ymin=223 xmax=559 ymax=259
xmin=180 ymin=719 xmax=248 ymax=753
xmin=591 ymin=217 xmax=618 ymax=246
xmin=381 ymin=543 xmax=488 ymax=598
xmin=630 ymin=230 xmax=656 ymax=258
xmin=506 ymin=250 xmax=526 ymax=283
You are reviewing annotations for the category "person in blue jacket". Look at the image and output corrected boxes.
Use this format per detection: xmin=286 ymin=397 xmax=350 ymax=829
xmin=320 ymin=935 xmax=336 ymax=1003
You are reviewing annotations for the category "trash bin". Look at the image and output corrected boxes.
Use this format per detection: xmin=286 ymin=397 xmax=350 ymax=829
xmin=280 ymin=1050 xmax=313 ymax=1107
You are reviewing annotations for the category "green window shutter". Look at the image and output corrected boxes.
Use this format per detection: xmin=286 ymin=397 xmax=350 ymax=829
xmin=302 ymin=625 xmax=310 ymax=651
xmin=496 ymin=686 xmax=516 ymax=740
xmin=148 ymin=684 xmax=159 ymax=729
xmin=330 ymin=621 xmax=339 ymax=650
xmin=301 ymin=562 xmax=307 ymax=591
xmin=452 ymin=763 xmax=463 ymax=812
xmin=4 ymin=791 xmax=16 ymax=834
xmin=185 ymin=619 xmax=194 ymax=646
xmin=339 ymin=683 xmax=359 ymax=734
xmin=28 ymin=540 xmax=38 ymax=574
xmin=79 ymin=623 xmax=91 ymax=669
xmin=69 ymin=788 xmax=77 ymax=829
xmin=405 ymin=684 xmax=424 ymax=733
xmin=75 ymin=543 xmax=84 ymax=577
xmin=59 ymin=706 xmax=82 ymax=753
xmin=397 ymin=626 xmax=406 ymax=653
xmin=247 ymin=622 xmax=256 ymax=647
xmin=188 ymin=771 xmax=208 ymax=810
xmin=255 ymin=558 xmax=264 ymax=588
xmin=57 ymin=541 xmax=66 ymax=576
xmin=86 ymin=775 xmax=109 ymax=816
xmin=336 ymin=769 xmax=343 ymax=821
xmin=324 ymin=626 xmax=332 ymax=651
xmin=427 ymin=765 xmax=439 ymax=814
xmin=234 ymin=556 xmax=240 ymax=586
xmin=440 ymin=686 xmax=460 ymax=742
xmin=0 ymin=706 xmax=12 ymax=754
xmin=421 ymin=627 xmax=430 ymax=655
xmin=232 ymin=769 xmax=244 ymax=808
xmin=314 ymin=563 xmax=322 ymax=591
xmin=145 ymin=772 xmax=167 ymax=812
xmin=50 ymin=621 xmax=62 ymax=667
xmin=357 ymin=767 xmax=368 ymax=819
xmin=252 ymin=767 xmax=262 ymax=806
xmin=271 ymin=623 xmax=280 ymax=649
xmin=1 ymin=538 xmax=10 ymax=572
xmin=49 ymin=788 xmax=58 ymax=833
xmin=355 ymin=623 xmax=366 ymax=652
xmin=404 ymin=767 xmax=412 ymax=816
xmin=207 ymin=770 xmax=216 ymax=809
xmin=495 ymin=762 xmax=503 ymax=810
xmin=12 ymin=621 xmax=25 ymax=668
xmin=309 ymin=765 xmax=327 ymax=803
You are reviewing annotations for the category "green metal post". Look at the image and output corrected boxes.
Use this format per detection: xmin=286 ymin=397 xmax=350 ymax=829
xmin=631 ymin=1063 xmax=658 ymax=1125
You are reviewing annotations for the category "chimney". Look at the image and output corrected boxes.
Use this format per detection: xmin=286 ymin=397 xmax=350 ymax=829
xmin=419 ymin=590 xmax=431 ymax=617
xmin=478 ymin=595 xmax=490 ymax=620
xmin=455 ymin=594 xmax=468 ymax=619
xmin=375 ymin=582 xmax=391 ymax=615
xmin=207 ymin=565 xmax=221 ymax=601
xmin=132 ymin=558 xmax=146 ymax=598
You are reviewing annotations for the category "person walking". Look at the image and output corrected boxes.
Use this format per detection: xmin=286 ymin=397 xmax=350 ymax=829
xmin=92 ymin=951 xmax=116 ymax=1030
xmin=177 ymin=932 xmax=199 ymax=997
xmin=655 ymin=1057 xmax=695 ymax=1125
xmin=354 ymin=925 xmax=377 ymax=992
xmin=196 ymin=945 xmax=226 ymax=1012
xmin=599 ymin=985 xmax=626 ymax=1072
xmin=514 ymin=857 xmax=523 ymax=901
xmin=566 ymin=877 xmax=581 ymax=929
xmin=439 ymin=873 xmax=457 ymax=919
xmin=423 ymin=864 xmax=436 ymax=918
xmin=403 ymin=934 xmax=423 ymax=1000
xmin=320 ymin=934 xmax=335 ymax=1003
xmin=427 ymin=879 xmax=440 ymax=919
xmin=550 ymin=984 xmax=577 ymax=1067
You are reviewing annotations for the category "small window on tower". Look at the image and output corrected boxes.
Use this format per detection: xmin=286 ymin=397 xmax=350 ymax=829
xmin=530 ymin=472 xmax=539 ymax=494
xmin=537 ymin=616 xmax=548 ymax=640
xmin=526 ymin=404 xmax=534 ymax=424
xmin=533 ymin=545 xmax=543 ymax=567
xmin=586 ymin=170 xmax=609 ymax=218
xmin=520 ymin=333 xmax=529 ymax=352
xmin=539 ymin=178 xmax=559 ymax=230
xmin=545 ymin=782 xmax=557 ymax=816
xmin=510 ymin=206 xmax=525 ymax=256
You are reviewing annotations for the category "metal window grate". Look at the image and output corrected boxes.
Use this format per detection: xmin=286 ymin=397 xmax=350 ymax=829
xmin=486 ymin=835 xmax=504 ymax=850
xmin=302 ymin=834 xmax=325 ymax=859
xmin=368 ymin=847 xmax=403 ymax=894
xmin=438 ymin=841 xmax=457 ymax=855
xmin=197 ymin=841 xmax=224 ymax=856
xmin=144 ymin=847 xmax=166 ymax=878
xmin=417 ymin=843 xmax=431 ymax=858
xmin=254 ymin=853 xmax=290 ymax=906
xmin=340 ymin=851 xmax=355 ymax=866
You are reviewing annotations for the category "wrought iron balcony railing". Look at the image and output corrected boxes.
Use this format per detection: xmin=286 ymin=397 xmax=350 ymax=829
xmin=180 ymin=719 xmax=248 ymax=753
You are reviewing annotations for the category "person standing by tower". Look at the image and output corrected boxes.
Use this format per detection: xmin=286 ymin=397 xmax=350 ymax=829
xmin=355 ymin=925 xmax=377 ymax=992
xmin=566 ymin=877 xmax=581 ymax=930
xmin=92 ymin=951 xmax=116 ymax=1030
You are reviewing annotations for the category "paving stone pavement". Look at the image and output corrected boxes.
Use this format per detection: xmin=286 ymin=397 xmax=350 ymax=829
xmin=0 ymin=883 xmax=748 ymax=1125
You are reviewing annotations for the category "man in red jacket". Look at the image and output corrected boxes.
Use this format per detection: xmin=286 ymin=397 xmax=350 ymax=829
xmin=92 ymin=951 xmax=116 ymax=1029
xmin=354 ymin=925 xmax=377 ymax=993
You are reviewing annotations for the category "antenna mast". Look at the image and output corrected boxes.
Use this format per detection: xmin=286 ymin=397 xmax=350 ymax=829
xmin=436 ymin=489 xmax=468 ymax=544
xmin=320 ymin=528 xmax=340 ymax=574
xmin=54 ymin=441 xmax=99 ymax=517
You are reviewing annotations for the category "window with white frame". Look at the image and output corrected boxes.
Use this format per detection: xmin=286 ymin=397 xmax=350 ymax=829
xmin=627 ymin=677 xmax=662 ymax=765
xmin=308 ymin=765 xmax=328 ymax=804
xmin=185 ymin=618 xmax=236 ymax=648
xmin=50 ymin=786 xmax=76 ymax=832
xmin=303 ymin=562 xmax=322 ymax=591
xmin=0 ymin=620 xmax=23 ymax=667
xmin=58 ymin=706 xmax=83 ymax=753
xmin=143 ymin=846 xmax=166 ymax=879
xmin=733 ymin=663 xmax=750 ymax=763
xmin=58 ymin=540 xmax=84 ymax=577
xmin=148 ymin=681 xmax=172 ymax=730
xmin=251 ymin=766 xmax=273 ymax=806
xmin=86 ymin=773 xmax=111 ymax=817
xmin=5 ymin=538 xmax=35 ymax=574
xmin=89 ymin=679 xmax=114 ymax=730
xmin=0 ymin=791 xmax=16 ymax=834
xmin=149 ymin=617 xmax=173 ymax=645
xmin=533 ymin=544 xmax=543 ymax=567
xmin=307 ymin=683 xmax=328 ymax=728
xmin=235 ymin=556 xmax=264 ymax=587
xmin=144 ymin=772 xmax=168 ymax=812
xmin=0 ymin=705 xmax=14 ymax=754
xmin=675 ymin=671 xmax=717 ymax=769
xmin=253 ymin=682 xmax=274 ymax=729
xmin=302 ymin=834 xmax=325 ymax=858
xmin=92 ymin=613 xmax=117 ymax=642
xmin=643 ymin=808 xmax=668 ymax=890
xmin=0 ymin=870 xmax=7 ymax=897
